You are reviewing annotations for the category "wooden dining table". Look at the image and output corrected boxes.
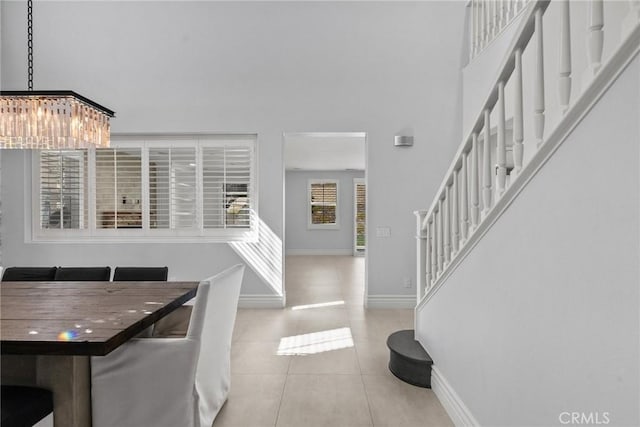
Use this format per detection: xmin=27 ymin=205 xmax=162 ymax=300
xmin=0 ymin=280 xmax=199 ymax=427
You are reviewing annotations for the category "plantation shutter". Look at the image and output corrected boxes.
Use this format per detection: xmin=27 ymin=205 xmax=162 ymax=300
xmin=202 ymin=145 xmax=252 ymax=229
xmin=310 ymin=182 xmax=337 ymax=225
xmin=95 ymin=148 xmax=142 ymax=229
xmin=148 ymin=147 xmax=197 ymax=229
xmin=39 ymin=150 xmax=87 ymax=229
xmin=355 ymin=182 xmax=366 ymax=248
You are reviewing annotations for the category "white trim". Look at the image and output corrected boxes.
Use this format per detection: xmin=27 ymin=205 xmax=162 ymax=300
xmin=417 ymin=24 xmax=640 ymax=313
xmin=238 ymin=294 xmax=285 ymax=308
xmin=285 ymin=248 xmax=352 ymax=256
xmin=283 ymin=132 xmax=367 ymax=139
xmin=366 ymin=294 xmax=415 ymax=309
xmin=353 ymin=177 xmax=366 ymax=256
xmin=431 ymin=366 xmax=480 ymax=427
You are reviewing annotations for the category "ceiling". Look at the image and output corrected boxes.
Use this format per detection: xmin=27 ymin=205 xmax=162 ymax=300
xmin=284 ymin=133 xmax=366 ymax=171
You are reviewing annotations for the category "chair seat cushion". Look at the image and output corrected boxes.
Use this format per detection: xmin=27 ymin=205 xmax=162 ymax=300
xmin=1 ymin=385 xmax=53 ymax=427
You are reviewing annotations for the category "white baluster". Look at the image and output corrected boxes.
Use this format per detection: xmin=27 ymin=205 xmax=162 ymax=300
xmin=452 ymin=171 xmax=460 ymax=254
xmin=415 ymin=210 xmax=428 ymax=301
xmin=513 ymin=48 xmax=524 ymax=174
xmin=430 ymin=218 xmax=437 ymax=281
xmin=485 ymin=0 xmax=491 ymax=42
xmin=559 ymin=0 xmax=572 ymax=114
xmin=621 ymin=0 xmax=640 ymax=39
xmin=475 ymin=0 xmax=481 ymax=54
xmin=460 ymin=152 xmax=469 ymax=243
xmin=587 ymin=0 xmax=604 ymax=75
xmin=496 ymin=81 xmax=506 ymax=195
xmin=496 ymin=0 xmax=502 ymax=31
xmin=482 ymin=0 xmax=491 ymax=47
xmin=471 ymin=133 xmax=480 ymax=228
xmin=443 ymin=187 xmax=451 ymax=266
xmin=500 ymin=0 xmax=506 ymax=31
xmin=470 ymin=0 xmax=475 ymax=60
xmin=475 ymin=0 xmax=480 ymax=57
xmin=425 ymin=219 xmax=432 ymax=290
xmin=534 ymin=8 xmax=546 ymax=147
xmin=437 ymin=200 xmax=444 ymax=273
xmin=482 ymin=109 xmax=492 ymax=215
xmin=492 ymin=0 xmax=498 ymax=37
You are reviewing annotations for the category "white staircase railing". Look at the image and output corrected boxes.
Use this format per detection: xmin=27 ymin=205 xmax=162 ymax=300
xmin=416 ymin=0 xmax=640 ymax=303
xmin=470 ymin=0 xmax=531 ymax=60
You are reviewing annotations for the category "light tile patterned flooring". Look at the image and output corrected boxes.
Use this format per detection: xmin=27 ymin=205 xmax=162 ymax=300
xmin=213 ymin=255 xmax=453 ymax=427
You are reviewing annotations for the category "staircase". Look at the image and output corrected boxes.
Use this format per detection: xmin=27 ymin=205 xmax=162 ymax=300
xmin=408 ymin=0 xmax=640 ymax=424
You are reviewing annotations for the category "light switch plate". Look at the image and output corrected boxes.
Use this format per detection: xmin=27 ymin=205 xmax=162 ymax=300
xmin=376 ymin=227 xmax=391 ymax=238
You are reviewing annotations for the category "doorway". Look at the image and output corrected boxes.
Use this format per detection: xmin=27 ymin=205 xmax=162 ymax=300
xmin=283 ymin=132 xmax=367 ymax=306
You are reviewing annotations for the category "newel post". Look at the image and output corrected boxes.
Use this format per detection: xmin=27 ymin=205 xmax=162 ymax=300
xmin=414 ymin=210 xmax=429 ymax=302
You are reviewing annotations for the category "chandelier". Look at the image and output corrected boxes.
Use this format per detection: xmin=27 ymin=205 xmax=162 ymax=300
xmin=0 ymin=1 xmax=114 ymax=149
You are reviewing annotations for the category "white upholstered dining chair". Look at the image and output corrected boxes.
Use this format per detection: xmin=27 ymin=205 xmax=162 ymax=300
xmin=91 ymin=264 xmax=245 ymax=427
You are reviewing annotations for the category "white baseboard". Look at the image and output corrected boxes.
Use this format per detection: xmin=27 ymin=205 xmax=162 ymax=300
xmin=366 ymin=294 xmax=416 ymax=308
xmin=431 ymin=366 xmax=480 ymax=427
xmin=238 ymin=294 xmax=285 ymax=308
xmin=285 ymin=248 xmax=353 ymax=256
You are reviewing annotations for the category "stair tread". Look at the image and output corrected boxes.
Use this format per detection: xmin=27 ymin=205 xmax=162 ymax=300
xmin=386 ymin=329 xmax=433 ymax=364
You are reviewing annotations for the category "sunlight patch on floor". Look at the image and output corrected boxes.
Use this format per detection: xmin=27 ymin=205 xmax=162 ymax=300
xmin=277 ymin=327 xmax=354 ymax=356
xmin=290 ymin=300 xmax=345 ymax=311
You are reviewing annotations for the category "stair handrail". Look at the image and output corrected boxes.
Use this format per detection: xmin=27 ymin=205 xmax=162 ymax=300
xmin=415 ymin=0 xmax=640 ymax=304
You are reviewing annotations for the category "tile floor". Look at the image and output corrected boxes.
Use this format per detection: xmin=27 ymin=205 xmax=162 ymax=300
xmin=213 ymin=255 xmax=453 ymax=427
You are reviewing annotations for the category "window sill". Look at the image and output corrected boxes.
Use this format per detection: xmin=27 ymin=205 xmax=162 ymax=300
xmin=307 ymin=224 xmax=340 ymax=230
xmin=30 ymin=231 xmax=258 ymax=244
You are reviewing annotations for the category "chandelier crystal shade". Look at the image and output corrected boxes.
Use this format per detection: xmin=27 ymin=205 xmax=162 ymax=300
xmin=0 ymin=91 xmax=114 ymax=149
xmin=0 ymin=0 xmax=115 ymax=149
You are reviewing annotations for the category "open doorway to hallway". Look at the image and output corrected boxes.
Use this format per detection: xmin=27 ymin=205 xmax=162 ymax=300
xmin=283 ymin=132 xmax=366 ymax=307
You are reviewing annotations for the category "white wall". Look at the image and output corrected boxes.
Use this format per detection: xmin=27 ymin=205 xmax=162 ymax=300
xmin=0 ymin=1 xmax=466 ymax=299
xmin=417 ymin=56 xmax=640 ymax=426
xmin=285 ymin=170 xmax=364 ymax=255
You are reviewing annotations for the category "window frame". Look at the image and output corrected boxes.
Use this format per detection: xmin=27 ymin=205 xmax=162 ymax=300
xmin=353 ymin=177 xmax=365 ymax=255
xmin=307 ymin=179 xmax=339 ymax=230
xmin=31 ymin=134 xmax=258 ymax=243
xmin=37 ymin=149 xmax=90 ymax=234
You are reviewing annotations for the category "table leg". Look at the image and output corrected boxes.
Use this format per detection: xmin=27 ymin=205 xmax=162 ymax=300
xmin=1 ymin=354 xmax=38 ymax=385
xmin=37 ymin=355 xmax=92 ymax=427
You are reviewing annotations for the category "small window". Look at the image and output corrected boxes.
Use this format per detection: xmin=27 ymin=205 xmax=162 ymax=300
xmin=309 ymin=180 xmax=339 ymax=228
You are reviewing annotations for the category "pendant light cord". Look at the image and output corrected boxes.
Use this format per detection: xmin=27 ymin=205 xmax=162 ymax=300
xmin=27 ymin=0 xmax=33 ymax=91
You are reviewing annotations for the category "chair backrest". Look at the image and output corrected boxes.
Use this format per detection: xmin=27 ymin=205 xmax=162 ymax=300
xmin=2 ymin=267 xmax=57 ymax=282
xmin=54 ymin=267 xmax=111 ymax=281
xmin=1 ymin=385 xmax=53 ymax=427
xmin=188 ymin=264 xmax=245 ymax=427
xmin=113 ymin=267 xmax=168 ymax=281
